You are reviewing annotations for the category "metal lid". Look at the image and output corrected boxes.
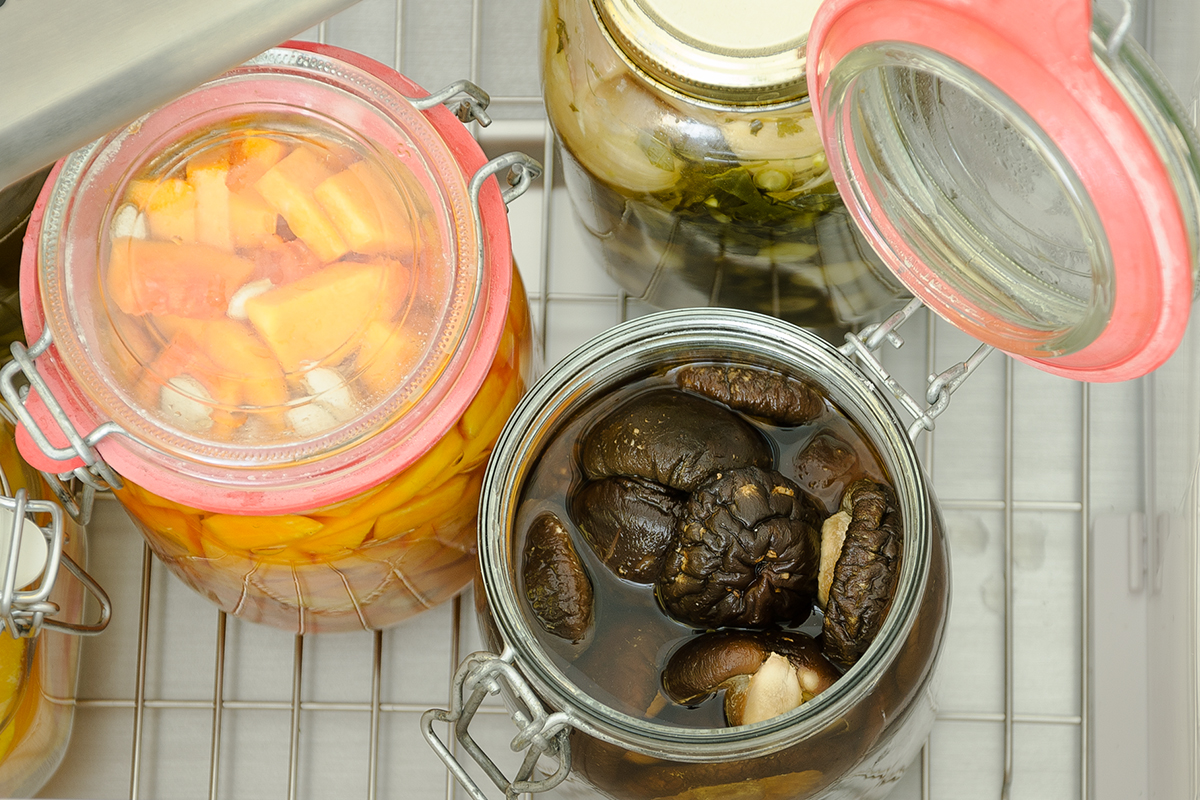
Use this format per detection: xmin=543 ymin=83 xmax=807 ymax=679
xmin=593 ymin=0 xmax=821 ymax=105
xmin=807 ymin=0 xmax=1200 ymax=382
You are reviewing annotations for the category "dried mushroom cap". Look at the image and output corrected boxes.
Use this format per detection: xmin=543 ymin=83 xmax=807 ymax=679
xmin=822 ymin=480 xmax=903 ymax=667
xmin=675 ymin=364 xmax=825 ymax=427
xmin=523 ymin=512 xmax=594 ymax=644
xmin=661 ymin=629 xmax=840 ymax=727
xmin=571 ymin=476 xmax=685 ymax=584
xmin=656 ymin=466 xmax=823 ymax=629
xmin=580 ymin=389 xmax=772 ymax=493
xmin=795 ymin=431 xmax=860 ymax=494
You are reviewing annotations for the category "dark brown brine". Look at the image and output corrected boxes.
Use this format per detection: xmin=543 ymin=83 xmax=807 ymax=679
xmin=513 ymin=361 xmax=894 ymax=728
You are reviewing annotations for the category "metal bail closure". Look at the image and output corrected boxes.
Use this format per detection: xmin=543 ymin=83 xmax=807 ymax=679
xmin=422 ymin=649 xmax=572 ymax=800
xmin=407 ymin=79 xmax=494 ymax=126
xmin=839 ymin=298 xmax=992 ymax=441
xmin=0 ymin=329 xmax=125 ymax=498
xmin=0 ymin=487 xmax=112 ymax=640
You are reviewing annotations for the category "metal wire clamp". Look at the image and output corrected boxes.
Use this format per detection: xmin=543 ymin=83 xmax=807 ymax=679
xmin=839 ymin=298 xmax=993 ymax=441
xmin=0 ymin=488 xmax=111 ymax=640
xmin=422 ymin=649 xmax=572 ymax=800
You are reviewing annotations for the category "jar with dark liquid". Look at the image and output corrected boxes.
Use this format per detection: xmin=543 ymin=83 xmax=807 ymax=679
xmin=425 ymin=309 xmax=949 ymax=800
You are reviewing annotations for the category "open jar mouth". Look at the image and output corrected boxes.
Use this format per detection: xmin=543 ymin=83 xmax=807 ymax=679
xmin=479 ymin=308 xmax=934 ymax=760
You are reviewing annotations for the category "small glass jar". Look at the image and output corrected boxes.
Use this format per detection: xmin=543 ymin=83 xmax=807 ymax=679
xmin=541 ymin=0 xmax=909 ymax=336
xmin=5 ymin=43 xmax=539 ymax=634
xmin=0 ymin=415 xmax=110 ymax=798
xmin=425 ymin=309 xmax=949 ymax=800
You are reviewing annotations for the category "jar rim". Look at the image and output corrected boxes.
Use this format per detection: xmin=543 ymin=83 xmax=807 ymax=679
xmin=478 ymin=308 xmax=933 ymax=760
xmin=19 ymin=43 xmax=514 ymax=514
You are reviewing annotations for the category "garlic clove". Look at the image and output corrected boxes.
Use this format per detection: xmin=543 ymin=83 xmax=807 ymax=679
xmin=161 ymin=376 xmax=214 ymax=434
xmin=227 ymin=278 xmax=274 ymax=321
xmin=111 ymin=204 xmax=148 ymax=240
xmin=302 ymin=367 xmax=357 ymax=422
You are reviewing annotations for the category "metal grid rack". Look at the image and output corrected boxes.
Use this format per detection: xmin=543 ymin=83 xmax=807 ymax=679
xmin=35 ymin=1 xmax=1153 ymax=798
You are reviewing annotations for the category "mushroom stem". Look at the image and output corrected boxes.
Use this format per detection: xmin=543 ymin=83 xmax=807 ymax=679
xmin=728 ymin=653 xmax=804 ymax=726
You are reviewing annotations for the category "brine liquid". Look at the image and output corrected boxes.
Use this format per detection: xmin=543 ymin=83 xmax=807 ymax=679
xmin=514 ymin=362 xmax=890 ymax=728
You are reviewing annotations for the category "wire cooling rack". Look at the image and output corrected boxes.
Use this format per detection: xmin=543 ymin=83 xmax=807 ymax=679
xmin=36 ymin=1 xmax=1153 ymax=798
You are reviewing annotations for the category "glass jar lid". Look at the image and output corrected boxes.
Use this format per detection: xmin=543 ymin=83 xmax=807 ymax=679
xmin=34 ymin=46 xmax=487 ymax=487
xmin=808 ymin=0 xmax=1200 ymax=381
xmin=593 ymin=0 xmax=822 ymax=105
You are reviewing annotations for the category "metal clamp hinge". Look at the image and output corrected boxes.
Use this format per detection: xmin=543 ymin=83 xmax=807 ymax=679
xmin=408 ymin=80 xmax=493 ymax=126
xmin=839 ymin=298 xmax=993 ymax=441
xmin=0 ymin=329 xmax=124 ymax=498
xmin=0 ymin=488 xmax=111 ymax=640
xmin=471 ymin=151 xmax=543 ymax=207
xmin=422 ymin=650 xmax=572 ymax=800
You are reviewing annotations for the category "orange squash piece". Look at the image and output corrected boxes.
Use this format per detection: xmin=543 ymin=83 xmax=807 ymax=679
xmin=243 ymin=261 xmax=386 ymax=371
xmin=352 ymin=319 xmax=423 ymax=396
xmin=134 ymin=179 xmax=197 ymax=243
xmin=314 ymin=161 xmax=415 ymax=256
xmin=229 ymin=188 xmax=278 ymax=248
xmin=254 ymin=145 xmax=349 ymax=263
xmin=196 ymin=320 xmax=290 ymax=409
xmin=201 ymin=513 xmax=324 ymax=551
xmin=188 ymin=150 xmax=234 ymax=251
xmin=226 ymin=136 xmax=289 ymax=192
xmin=107 ymin=237 xmax=256 ymax=318
xmin=251 ymin=235 xmax=323 ymax=285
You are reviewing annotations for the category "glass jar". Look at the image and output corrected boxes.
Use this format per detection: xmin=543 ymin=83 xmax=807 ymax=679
xmin=424 ymin=309 xmax=949 ymax=800
xmin=4 ymin=42 xmax=540 ymax=634
xmin=541 ymin=0 xmax=909 ymax=336
xmin=0 ymin=415 xmax=110 ymax=797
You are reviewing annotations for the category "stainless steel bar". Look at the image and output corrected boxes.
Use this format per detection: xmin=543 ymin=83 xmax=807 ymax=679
xmin=128 ymin=545 xmax=154 ymax=800
xmin=539 ymin=127 xmax=556 ymax=354
xmin=921 ymin=740 xmax=931 ymax=800
xmin=921 ymin=307 xmax=935 ymax=800
xmin=446 ymin=595 xmax=464 ymax=800
xmin=1079 ymin=383 xmax=1091 ymax=800
xmin=395 ymin=0 xmax=406 ymax=72
xmin=368 ymin=629 xmax=384 ymax=800
xmin=1000 ymin=358 xmax=1015 ymax=800
xmin=209 ymin=612 xmax=228 ymax=800
xmin=287 ymin=635 xmax=305 ymax=800
xmin=939 ymin=500 xmax=1084 ymax=512
xmin=936 ymin=712 xmax=1083 ymax=724
xmin=0 ymin=0 xmax=363 ymax=190
xmin=76 ymin=698 xmax=532 ymax=714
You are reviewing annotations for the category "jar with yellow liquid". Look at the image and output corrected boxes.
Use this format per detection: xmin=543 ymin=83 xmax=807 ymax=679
xmin=4 ymin=42 xmax=539 ymax=633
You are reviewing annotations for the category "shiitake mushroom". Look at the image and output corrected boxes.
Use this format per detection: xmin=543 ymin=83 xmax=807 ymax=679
xmin=656 ymin=466 xmax=823 ymax=629
xmin=820 ymin=479 xmax=903 ymax=667
xmin=794 ymin=430 xmax=860 ymax=495
xmin=579 ymin=389 xmax=772 ymax=493
xmin=522 ymin=512 xmax=594 ymax=644
xmin=675 ymin=364 xmax=825 ymax=427
xmin=661 ymin=629 xmax=840 ymax=726
xmin=570 ymin=475 xmax=685 ymax=583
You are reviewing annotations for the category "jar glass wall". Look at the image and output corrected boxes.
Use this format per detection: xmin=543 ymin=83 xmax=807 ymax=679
xmin=541 ymin=0 xmax=909 ymax=337
xmin=0 ymin=423 xmax=92 ymax=797
xmin=14 ymin=43 xmax=538 ymax=634
xmin=440 ymin=310 xmax=949 ymax=800
xmin=113 ymin=267 xmax=532 ymax=632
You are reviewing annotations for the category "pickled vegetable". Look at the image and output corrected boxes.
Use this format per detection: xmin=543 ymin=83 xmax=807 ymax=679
xmin=542 ymin=0 xmax=908 ymax=332
xmin=515 ymin=360 xmax=903 ymax=731
xmin=113 ymin=262 xmax=533 ymax=632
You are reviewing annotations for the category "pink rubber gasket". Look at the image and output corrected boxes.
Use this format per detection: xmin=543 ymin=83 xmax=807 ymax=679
xmin=17 ymin=42 xmax=514 ymax=513
xmin=808 ymin=0 xmax=1192 ymax=382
